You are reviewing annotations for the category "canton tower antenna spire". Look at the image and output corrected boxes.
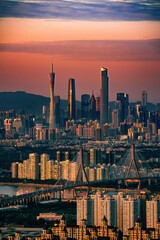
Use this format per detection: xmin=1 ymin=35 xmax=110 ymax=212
xmin=49 ymin=63 xmax=55 ymax=129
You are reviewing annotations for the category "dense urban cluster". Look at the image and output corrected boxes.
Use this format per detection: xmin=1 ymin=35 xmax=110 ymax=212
xmin=0 ymin=67 xmax=160 ymax=144
xmin=77 ymin=191 xmax=160 ymax=235
xmin=0 ymin=66 xmax=160 ymax=240
xmin=1 ymin=215 xmax=160 ymax=240
xmin=11 ymin=149 xmax=119 ymax=181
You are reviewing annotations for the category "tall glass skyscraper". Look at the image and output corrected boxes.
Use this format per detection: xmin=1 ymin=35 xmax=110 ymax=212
xmin=90 ymin=92 xmax=96 ymax=120
xmin=68 ymin=78 xmax=76 ymax=120
xmin=81 ymin=94 xmax=90 ymax=119
xmin=49 ymin=63 xmax=55 ymax=129
xmin=54 ymin=96 xmax=60 ymax=127
xmin=141 ymin=91 xmax=147 ymax=107
xmin=100 ymin=67 xmax=109 ymax=124
xmin=117 ymin=93 xmax=129 ymax=122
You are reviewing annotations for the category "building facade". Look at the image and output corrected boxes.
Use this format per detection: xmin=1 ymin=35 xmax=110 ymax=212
xmin=100 ymin=67 xmax=109 ymax=124
xmin=68 ymin=78 xmax=76 ymax=120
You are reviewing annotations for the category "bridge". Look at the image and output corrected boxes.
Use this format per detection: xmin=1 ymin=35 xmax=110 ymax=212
xmin=0 ymin=144 xmax=160 ymax=208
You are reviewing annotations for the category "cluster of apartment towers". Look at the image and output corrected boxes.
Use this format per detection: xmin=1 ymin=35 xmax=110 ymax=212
xmin=49 ymin=65 xmax=111 ymax=129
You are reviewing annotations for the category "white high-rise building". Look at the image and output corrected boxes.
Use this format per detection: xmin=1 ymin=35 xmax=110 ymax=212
xmin=46 ymin=160 xmax=54 ymax=179
xmin=90 ymin=149 xmax=97 ymax=165
xmin=91 ymin=192 xmax=103 ymax=226
xmin=60 ymin=160 xmax=70 ymax=180
xmin=29 ymin=153 xmax=39 ymax=180
xmin=96 ymin=165 xmax=105 ymax=181
xmin=77 ymin=193 xmax=117 ymax=227
xmin=113 ymin=192 xmax=125 ymax=231
xmin=77 ymin=197 xmax=94 ymax=225
xmin=122 ymin=196 xmax=141 ymax=235
xmin=53 ymin=161 xmax=60 ymax=180
xmin=146 ymin=200 xmax=160 ymax=228
xmin=11 ymin=162 xmax=18 ymax=178
xmin=23 ymin=159 xmax=29 ymax=179
xmin=103 ymin=195 xmax=117 ymax=226
xmin=89 ymin=167 xmax=96 ymax=181
xmin=18 ymin=163 xmax=23 ymax=179
xmin=69 ymin=161 xmax=78 ymax=182
xmin=40 ymin=153 xmax=50 ymax=180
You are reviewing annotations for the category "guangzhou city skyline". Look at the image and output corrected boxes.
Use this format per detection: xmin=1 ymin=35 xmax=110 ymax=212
xmin=0 ymin=0 xmax=160 ymax=104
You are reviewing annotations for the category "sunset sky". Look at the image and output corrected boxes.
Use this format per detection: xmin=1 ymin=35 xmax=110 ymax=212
xmin=0 ymin=0 xmax=160 ymax=104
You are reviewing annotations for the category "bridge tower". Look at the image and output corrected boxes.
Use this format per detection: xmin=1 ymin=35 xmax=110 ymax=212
xmin=75 ymin=147 xmax=89 ymax=184
xmin=74 ymin=147 xmax=89 ymax=197
xmin=126 ymin=143 xmax=141 ymax=189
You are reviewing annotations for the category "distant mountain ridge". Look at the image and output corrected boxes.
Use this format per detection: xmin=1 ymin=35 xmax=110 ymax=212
xmin=0 ymin=91 xmax=156 ymax=115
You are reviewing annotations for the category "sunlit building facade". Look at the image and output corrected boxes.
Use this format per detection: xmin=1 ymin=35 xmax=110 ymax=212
xmin=100 ymin=67 xmax=109 ymax=124
xmin=68 ymin=78 xmax=76 ymax=120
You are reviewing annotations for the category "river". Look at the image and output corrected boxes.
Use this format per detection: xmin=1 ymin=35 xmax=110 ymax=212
xmin=0 ymin=184 xmax=43 ymax=196
xmin=0 ymin=184 xmax=74 ymax=198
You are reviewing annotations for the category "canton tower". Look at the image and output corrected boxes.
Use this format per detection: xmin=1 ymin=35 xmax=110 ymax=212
xmin=49 ymin=63 xmax=55 ymax=129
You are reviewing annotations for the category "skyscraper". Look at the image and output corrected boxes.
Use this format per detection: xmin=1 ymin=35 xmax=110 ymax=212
xmin=141 ymin=90 xmax=147 ymax=107
xmin=90 ymin=92 xmax=96 ymax=120
xmin=81 ymin=94 xmax=90 ymax=119
xmin=40 ymin=153 xmax=50 ymax=180
xmin=68 ymin=78 xmax=76 ymax=120
xmin=117 ymin=93 xmax=129 ymax=122
xmin=100 ymin=67 xmax=109 ymax=124
xmin=112 ymin=109 xmax=120 ymax=128
xmin=29 ymin=153 xmax=39 ymax=180
xmin=54 ymin=96 xmax=60 ymax=127
xmin=146 ymin=200 xmax=160 ymax=228
xmin=122 ymin=197 xmax=140 ymax=235
xmin=49 ymin=63 xmax=55 ymax=129
xmin=77 ymin=197 xmax=94 ymax=225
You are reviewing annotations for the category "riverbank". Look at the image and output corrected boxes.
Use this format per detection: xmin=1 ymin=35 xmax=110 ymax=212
xmin=0 ymin=182 xmax=55 ymax=187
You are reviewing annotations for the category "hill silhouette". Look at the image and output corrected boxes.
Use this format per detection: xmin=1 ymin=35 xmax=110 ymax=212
xmin=0 ymin=91 xmax=156 ymax=115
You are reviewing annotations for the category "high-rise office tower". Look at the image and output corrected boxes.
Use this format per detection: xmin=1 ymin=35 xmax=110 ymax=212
xmin=112 ymin=109 xmax=120 ymax=128
xmin=96 ymin=96 xmax=100 ymax=121
xmin=49 ymin=64 xmax=55 ymax=129
xmin=90 ymin=92 xmax=96 ymax=120
xmin=81 ymin=94 xmax=90 ymax=119
xmin=141 ymin=90 xmax=147 ymax=107
xmin=54 ymin=96 xmax=60 ymax=127
xmin=117 ymin=93 xmax=129 ymax=122
xmin=11 ymin=162 xmax=18 ymax=178
xmin=100 ymin=67 xmax=109 ymax=124
xmin=68 ymin=78 xmax=76 ymax=120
